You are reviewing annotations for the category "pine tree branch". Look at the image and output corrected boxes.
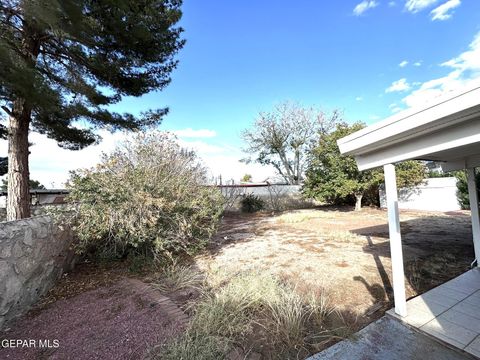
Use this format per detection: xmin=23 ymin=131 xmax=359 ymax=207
xmin=1 ymin=106 xmax=13 ymax=117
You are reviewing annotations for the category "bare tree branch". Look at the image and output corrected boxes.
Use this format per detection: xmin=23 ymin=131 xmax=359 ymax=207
xmin=242 ymin=101 xmax=342 ymax=184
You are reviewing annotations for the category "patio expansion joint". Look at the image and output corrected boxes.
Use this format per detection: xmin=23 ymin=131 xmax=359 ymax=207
xmin=414 ymin=294 xmax=457 ymax=319
xmin=420 ymin=316 xmax=475 ymax=350
xmin=389 ymin=290 xmax=480 ymax=350
xmin=464 ymin=333 xmax=480 ymax=349
xmin=398 ymin=320 xmax=479 ymax=359
xmin=419 ymin=293 xmax=480 ymax=346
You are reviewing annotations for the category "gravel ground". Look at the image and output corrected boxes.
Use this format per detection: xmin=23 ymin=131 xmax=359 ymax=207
xmin=0 ymin=278 xmax=187 ymax=360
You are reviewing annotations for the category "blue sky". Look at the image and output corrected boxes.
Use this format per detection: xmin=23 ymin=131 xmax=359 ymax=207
xmin=115 ymin=0 xmax=480 ymax=129
xmin=2 ymin=0 xmax=480 ymax=186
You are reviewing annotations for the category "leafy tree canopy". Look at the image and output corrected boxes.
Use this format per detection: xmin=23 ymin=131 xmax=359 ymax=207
xmin=454 ymin=170 xmax=480 ymax=210
xmin=241 ymin=174 xmax=252 ymax=182
xmin=303 ymin=122 xmax=427 ymax=210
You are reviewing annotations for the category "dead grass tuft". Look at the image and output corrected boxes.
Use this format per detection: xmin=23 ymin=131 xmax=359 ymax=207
xmin=154 ymin=264 xmax=204 ymax=293
xmin=275 ymin=211 xmax=319 ymax=223
xmin=323 ymin=230 xmax=364 ymax=243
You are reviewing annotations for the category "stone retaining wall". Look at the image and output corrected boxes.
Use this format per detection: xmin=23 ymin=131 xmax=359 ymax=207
xmin=0 ymin=216 xmax=76 ymax=329
xmin=0 ymin=205 xmax=60 ymax=222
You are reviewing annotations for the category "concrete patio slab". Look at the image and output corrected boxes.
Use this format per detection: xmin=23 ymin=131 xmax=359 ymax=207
xmin=466 ymin=336 xmax=480 ymax=358
xmin=307 ymin=316 xmax=474 ymax=360
xmin=388 ymin=268 xmax=480 ymax=358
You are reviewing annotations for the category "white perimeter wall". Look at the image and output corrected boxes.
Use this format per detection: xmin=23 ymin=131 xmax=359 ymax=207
xmin=379 ymin=177 xmax=461 ymax=212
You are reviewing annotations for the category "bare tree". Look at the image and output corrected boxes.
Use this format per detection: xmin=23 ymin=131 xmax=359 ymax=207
xmin=220 ymin=185 xmax=243 ymax=211
xmin=241 ymin=102 xmax=341 ymax=184
xmin=267 ymin=184 xmax=286 ymax=211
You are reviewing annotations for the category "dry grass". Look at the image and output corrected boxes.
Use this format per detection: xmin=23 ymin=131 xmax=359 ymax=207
xmin=158 ymin=271 xmax=350 ymax=359
xmin=266 ymin=288 xmax=309 ymax=349
xmin=149 ymin=333 xmax=228 ymax=360
xmin=405 ymin=251 xmax=470 ymax=297
xmin=275 ymin=211 xmax=321 ymax=224
xmin=323 ymin=230 xmax=364 ymax=243
xmin=154 ymin=264 xmax=204 ymax=293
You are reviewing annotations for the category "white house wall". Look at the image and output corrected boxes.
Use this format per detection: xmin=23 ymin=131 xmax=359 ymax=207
xmin=379 ymin=177 xmax=461 ymax=212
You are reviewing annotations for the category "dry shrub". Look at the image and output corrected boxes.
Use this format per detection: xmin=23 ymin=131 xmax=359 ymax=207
xmin=65 ymin=131 xmax=224 ymax=259
xmin=267 ymin=184 xmax=287 ymax=211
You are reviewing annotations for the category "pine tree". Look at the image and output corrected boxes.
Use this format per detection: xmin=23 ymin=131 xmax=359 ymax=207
xmin=0 ymin=0 xmax=184 ymax=220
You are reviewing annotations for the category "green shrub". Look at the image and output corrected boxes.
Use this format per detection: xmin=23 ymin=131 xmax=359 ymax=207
xmin=66 ymin=131 xmax=224 ymax=259
xmin=240 ymin=193 xmax=265 ymax=213
xmin=455 ymin=170 xmax=480 ymax=210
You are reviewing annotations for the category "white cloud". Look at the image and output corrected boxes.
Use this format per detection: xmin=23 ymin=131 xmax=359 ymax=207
xmin=389 ymin=1 xmax=397 ymax=6
xmin=413 ymin=61 xmax=422 ymax=66
xmin=405 ymin=0 xmax=438 ymax=13
xmin=385 ymin=78 xmax=411 ymax=93
xmin=0 ymin=129 xmax=277 ymax=187
xmin=0 ymin=130 xmax=129 ymax=187
xmin=353 ymin=0 xmax=378 ymax=16
xmin=174 ymin=138 xmax=276 ymax=182
xmin=177 ymin=139 xmax=225 ymax=154
xmin=355 ymin=96 xmax=363 ymax=101
xmin=430 ymin=0 xmax=461 ymax=20
xmin=369 ymin=114 xmax=381 ymax=120
xmin=441 ymin=33 xmax=480 ymax=72
xmin=202 ymin=155 xmax=275 ymax=183
xmin=172 ymin=128 xmax=217 ymax=138
xmin=402 ymin=31 xmax=480 ymax=108
xmin=399 ymin=60 xmax=409 ymax=67
xmin=389 ymin=103 xmax=403 ymax=113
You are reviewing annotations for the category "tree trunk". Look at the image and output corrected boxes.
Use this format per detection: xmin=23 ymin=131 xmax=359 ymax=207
xmin=278 ymin=151 xmax=295 ymax=184
xmin=354 ymin=193 xmax=363 ymax=211
xmin=294 ymin=149 xmax=300 ymax=185
xmin=7 ymin=100 xmax=31 ymax=220
xmin=5 ymin=17 xmax=41 ymax=220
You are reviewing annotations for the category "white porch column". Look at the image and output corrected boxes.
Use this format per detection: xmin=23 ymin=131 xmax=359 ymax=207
xmin=467 ymin=167 xmax=480 ymax=265
xmin=384 ymin=164 xmax=407 ymax=317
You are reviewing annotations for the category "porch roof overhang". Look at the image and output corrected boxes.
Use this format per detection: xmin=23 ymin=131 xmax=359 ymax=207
xmin=337 ymin=81 xmax=480 ymax=171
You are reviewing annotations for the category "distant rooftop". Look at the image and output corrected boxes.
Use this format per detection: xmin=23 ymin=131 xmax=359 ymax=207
xmin=0 ymin=189 xmax=69 ymax=197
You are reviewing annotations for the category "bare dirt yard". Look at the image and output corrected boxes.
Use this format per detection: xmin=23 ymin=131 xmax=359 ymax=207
xmin=0 ymin=206 xmax=474 ymax=360
xmin=198 ymin=207 xmax=473 ymax=318
xmin=191 ymin=206 xmax=474 ymax=358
